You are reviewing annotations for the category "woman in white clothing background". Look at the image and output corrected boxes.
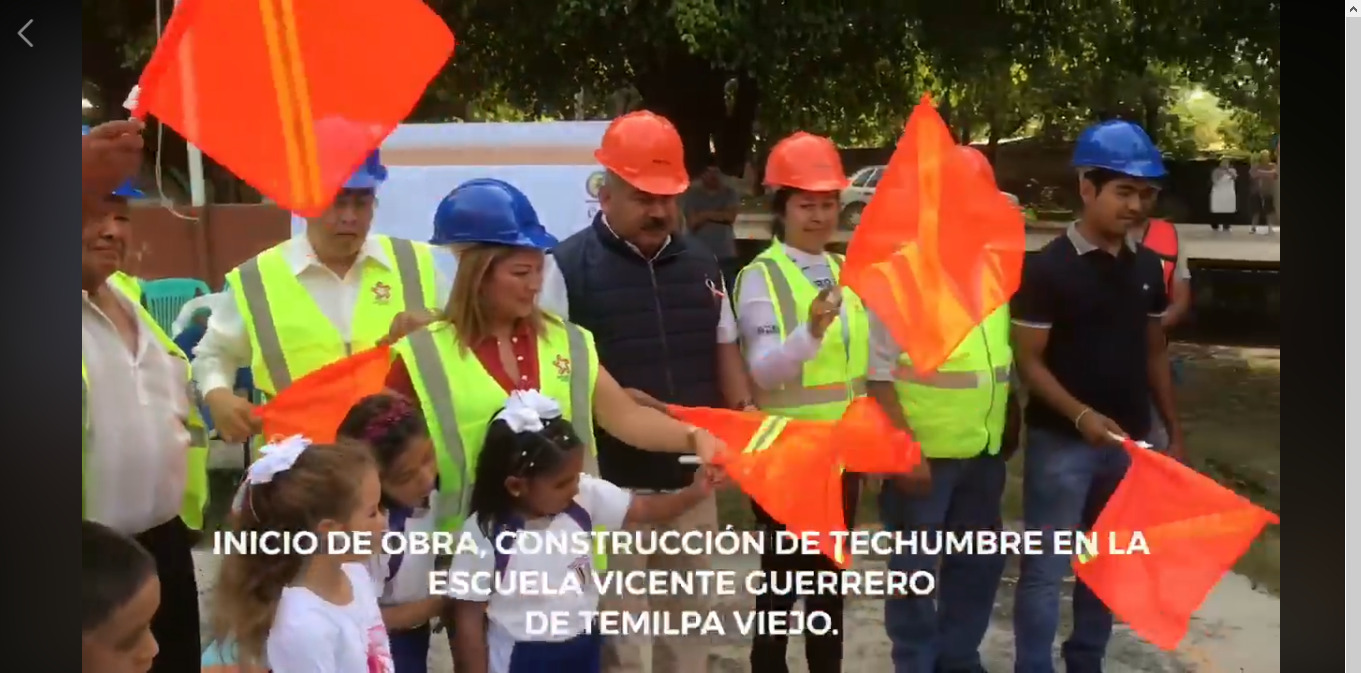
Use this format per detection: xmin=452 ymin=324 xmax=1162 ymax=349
xmin=1209 ymin=157 xmax=1238 ymax=232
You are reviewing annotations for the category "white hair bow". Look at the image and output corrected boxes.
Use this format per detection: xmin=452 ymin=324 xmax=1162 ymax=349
xmin=230 ymin=435 xmax=311 ymax=513
xmin=247 ymin=435 xmax=312 ymax=484
xmin=495 ymin=390 xmax=563 ymax=433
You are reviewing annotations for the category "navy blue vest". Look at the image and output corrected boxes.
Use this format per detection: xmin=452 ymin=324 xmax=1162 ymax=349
xmin=555 ymin=214 xmax=725 ymax=490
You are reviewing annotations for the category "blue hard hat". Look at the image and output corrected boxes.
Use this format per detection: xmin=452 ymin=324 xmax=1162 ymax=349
xmin=112 ymin=180 xmax=144 ymax=199
xmin=1071 ymin=120 xmax=1167 ymax=179
xmin=343 ymin=150 xmax=388 ymax=191
xmin=430 ymin=178 xmax=558 ymax=250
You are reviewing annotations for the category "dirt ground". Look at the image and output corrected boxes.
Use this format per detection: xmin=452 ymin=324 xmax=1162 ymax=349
xmin=196 ymin=344 xmax=1280 ymax=672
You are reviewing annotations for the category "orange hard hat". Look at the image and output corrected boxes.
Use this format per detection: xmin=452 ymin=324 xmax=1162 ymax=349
xmin=764 ymin=132 xmax=850 ymax=192
xmin=956 ymin=145 xmax=997 ymax=187
xmin=594 ymin=111 xmax=690 ymax=196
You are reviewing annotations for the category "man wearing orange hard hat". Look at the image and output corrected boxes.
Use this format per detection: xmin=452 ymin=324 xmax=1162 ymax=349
xmin=869 ymin=144 xmax=1019 ymax=673
xmin=555 ymin=111 xmax=753 ymax=673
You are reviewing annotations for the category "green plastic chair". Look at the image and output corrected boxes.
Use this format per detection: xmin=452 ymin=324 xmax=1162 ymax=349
xmin=141 ymin=278 xmax=212 ymax=334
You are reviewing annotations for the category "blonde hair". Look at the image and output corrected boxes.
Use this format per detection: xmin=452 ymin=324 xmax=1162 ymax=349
xmin=212 ymin=441 xmax=375 ymax=666
xmin=441 ymin=243 xmax=558 ymax=351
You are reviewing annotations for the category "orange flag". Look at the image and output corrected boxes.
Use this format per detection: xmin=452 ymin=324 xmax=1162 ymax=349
xmin=841 ymin=96 xmax=1027 ymax=374
xmin=132 ymin=0 xmax=455 ymax=216
xmin=668 ymin=397 xmax=922 ymax=567
xmin=1074 ymin=439 xmax=1280 ymax=650
xmin=255 ymin=346 xmax=393 ymax=443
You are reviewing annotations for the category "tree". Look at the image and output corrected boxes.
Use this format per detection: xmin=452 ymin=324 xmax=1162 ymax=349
xmin=81 ymin=0 xmax=1278 ymax=203
xmin=429 ymin=0 xmax=921 ymax=175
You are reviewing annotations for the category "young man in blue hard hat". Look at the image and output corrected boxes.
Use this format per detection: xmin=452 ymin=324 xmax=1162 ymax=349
xmin=194 ymin=151 xmax=447 ymax=445
xmin=1008 ymin=119 xmax=1185 ymax=673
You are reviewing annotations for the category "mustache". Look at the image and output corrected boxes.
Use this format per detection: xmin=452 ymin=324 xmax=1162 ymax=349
xmin=641 ymin=217 xmax=668 ymax=231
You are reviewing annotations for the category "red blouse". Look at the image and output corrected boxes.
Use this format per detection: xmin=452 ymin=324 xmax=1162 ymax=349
xmin=384 ymin=322 xmax=541 ymax=398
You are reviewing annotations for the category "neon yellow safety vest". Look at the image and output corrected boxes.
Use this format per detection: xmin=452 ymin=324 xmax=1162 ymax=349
xmin=736 ymin=245 xmax=869 ymax=421
xmin=82 ymin=282 xmax=210 ymax=529
xmin=391 ymin=318 xmax=607 ymax=568
xmin=890 ymin=306 xmax=1012 ymax=459
xmin=108 ymin=271 xmax=143 ymax=305
xmin=224 ymin=235 xmax=439 ymax=397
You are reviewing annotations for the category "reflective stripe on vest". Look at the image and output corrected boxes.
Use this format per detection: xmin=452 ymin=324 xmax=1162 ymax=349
xmin=392 ymin=320 xmax=600 ymax=534
xmin=1140 ymin=219 xmax=1180 ymax=290
xmin=83 ymin=283 xmax=210 ymax=529
xmin=737 ymin=247 xmax=869 ymax=420
xmin=228 ymin=235 xmax=436 ymax=395
xmin=891 ymin=306 xmax=1012 ymax=460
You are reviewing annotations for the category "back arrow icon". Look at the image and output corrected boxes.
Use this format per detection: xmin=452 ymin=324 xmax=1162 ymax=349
xmin=17 ymin=20 xmax=31 ymax=47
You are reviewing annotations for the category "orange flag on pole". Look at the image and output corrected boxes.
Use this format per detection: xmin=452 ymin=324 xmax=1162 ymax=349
xmin=254 ymin=346 xmax=393 ymax=443
xmin=132 ymin=0 xmax=455 ymax=216
xmin=668 ymin=397 xmax=923 ymax=568
xmin=1074 ymin=439 xmax=1280 ymax=650
xmin=841 ymin=96 xmax=1027 ymax=374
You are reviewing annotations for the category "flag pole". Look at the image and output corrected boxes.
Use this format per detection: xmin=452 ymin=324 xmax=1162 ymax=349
xmin=175 ymin=0 xmax=207 ymax=207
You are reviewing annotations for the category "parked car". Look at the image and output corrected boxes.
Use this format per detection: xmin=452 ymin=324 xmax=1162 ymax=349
xmin=839 ymin=164 xmax=1023 ymax=229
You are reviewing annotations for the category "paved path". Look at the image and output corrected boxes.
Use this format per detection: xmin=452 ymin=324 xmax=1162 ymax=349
xmin=193 ymin=551 xmax=1278 ymax=672
xmin=732 ymin=219 xmax=1281 ymax=263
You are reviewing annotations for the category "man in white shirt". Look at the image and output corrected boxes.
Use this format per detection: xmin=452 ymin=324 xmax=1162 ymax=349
xmin=82 ymin=167 xmax=202 ymax=673
xmin=194 ymin=153 xmax=449 ymax=442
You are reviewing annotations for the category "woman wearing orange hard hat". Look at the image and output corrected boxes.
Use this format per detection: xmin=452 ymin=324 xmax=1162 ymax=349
xmin=732 ymin=131 xmax=923 ymax=673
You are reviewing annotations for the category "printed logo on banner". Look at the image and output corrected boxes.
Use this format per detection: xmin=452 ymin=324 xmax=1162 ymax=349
xmin=586 ymin=170 xmax=606 ymax=221
xmin=586 ymin=171 xmax=606 ymax=199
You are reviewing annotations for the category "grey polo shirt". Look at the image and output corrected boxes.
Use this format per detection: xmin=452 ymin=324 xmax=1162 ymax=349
xmin=682 ymin=184 xmax=741 ymax=261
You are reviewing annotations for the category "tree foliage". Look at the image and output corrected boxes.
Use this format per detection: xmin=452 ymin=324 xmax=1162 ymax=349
xmin=81 ymin=0 xmax=1279 ymax=201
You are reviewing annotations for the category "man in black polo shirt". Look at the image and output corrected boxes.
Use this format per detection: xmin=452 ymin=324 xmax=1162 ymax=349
xmin=1009 ymin=120 xmax=1184 ymax=673
xmin=555 ymin=110 xmax=754 ymax=673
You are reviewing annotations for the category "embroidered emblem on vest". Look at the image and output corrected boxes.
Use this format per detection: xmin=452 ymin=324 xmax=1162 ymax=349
xmin=371 ymin=281 xmax=392 ymax=304
xmin=554 ymin=355 xmax=572 ymax=380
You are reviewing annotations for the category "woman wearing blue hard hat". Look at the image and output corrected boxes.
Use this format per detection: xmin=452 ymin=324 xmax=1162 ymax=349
xmin=382 ymin=178 xmax=724 ymax=669
xmin=1009 ymin=119 xmax=1185 ymax=673
xmin=386 ymin=177 xmax=723 ymax=508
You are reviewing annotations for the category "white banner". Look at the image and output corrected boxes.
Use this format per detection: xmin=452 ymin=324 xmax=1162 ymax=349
xmin=291 ymin=121 xmax=612 ymax=279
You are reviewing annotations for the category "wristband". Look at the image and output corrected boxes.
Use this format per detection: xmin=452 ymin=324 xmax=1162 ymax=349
xmin=1073 ymin=407 xmax=1093 ymax=429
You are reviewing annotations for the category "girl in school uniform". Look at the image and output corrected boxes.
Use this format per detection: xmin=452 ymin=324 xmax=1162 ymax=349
xmin=336 ymin=394 xmax=449 ymax=673
xmin=213 ymin=436 xmax=393 ymax=673
xmin=447 ymin=390 xmax=721 ymax=673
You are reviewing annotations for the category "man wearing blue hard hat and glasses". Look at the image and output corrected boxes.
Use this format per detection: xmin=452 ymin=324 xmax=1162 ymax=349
xmin=1008 ymin=120 xmax=1184 ymax=673
xmin=194 ymin=151 xmax=447 ymax=447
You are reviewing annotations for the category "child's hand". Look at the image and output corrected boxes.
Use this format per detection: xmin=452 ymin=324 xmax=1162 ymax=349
xmin=691 ymin=464 xmax=725 ymax=494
